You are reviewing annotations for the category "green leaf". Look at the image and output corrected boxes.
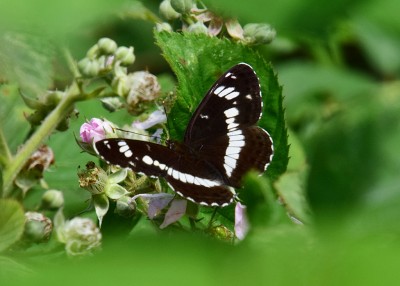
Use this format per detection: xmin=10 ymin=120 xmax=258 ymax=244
xmin=155 ymin=31 xmax=288 ymax=180
xmin=274 ymin=129 xmax=311 ymax=224
xmin=0 ymin=199 xmax=25 ymax=252
xmin=0 ymin=33 xmax=53 ymax=97
xmin=93 ymin=194 xmax=109 ymax=227
xmin=353 ymin=18 xmax=400 ymax=76
xmin=0 ymin=85 xmax=31 ymax=154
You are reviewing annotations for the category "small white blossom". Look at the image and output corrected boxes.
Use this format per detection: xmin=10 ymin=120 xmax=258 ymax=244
xmin=57 ymin=217 xmax=102 ymax=256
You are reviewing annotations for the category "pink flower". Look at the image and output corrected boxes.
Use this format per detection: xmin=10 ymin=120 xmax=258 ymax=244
xmin=80 ymin=118 xmax=113 ymax=143
xmin=234 ymin=202 xmax=250 ymax=240
xmin=132 ymin=193 xmax=174 ymax=219
xmin=160 ymin=199 xmax=187 ymax=229
xmin=131 ymin=193 xmax=187 ymax=229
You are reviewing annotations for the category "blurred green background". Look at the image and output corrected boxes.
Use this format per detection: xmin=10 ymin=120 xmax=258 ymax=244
xmin=1 ymin=0 xmax=400 ymax=285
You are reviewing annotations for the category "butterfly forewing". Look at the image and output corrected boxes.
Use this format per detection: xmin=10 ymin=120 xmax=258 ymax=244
xmin=184 ymin=63 xmax=262 ymax=145
xmin=94 ymin=139 xmax=175 ymax=177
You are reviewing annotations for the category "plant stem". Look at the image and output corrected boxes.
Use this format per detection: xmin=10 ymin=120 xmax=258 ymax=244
xmin=2 ymin=82 xmax=80 ymax=198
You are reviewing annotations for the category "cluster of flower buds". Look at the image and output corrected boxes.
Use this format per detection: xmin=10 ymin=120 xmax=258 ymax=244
xmin=157 ymin=0 xmax=276 ymax=45
xmin=77 ymin=38 xmax=162 ymax=115
xmin=77 ymin=38 xmax=135 ymax=78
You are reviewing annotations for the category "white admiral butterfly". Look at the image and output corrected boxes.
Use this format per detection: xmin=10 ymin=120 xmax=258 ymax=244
xmin=94 ymin=63 xmax=274 ymax=207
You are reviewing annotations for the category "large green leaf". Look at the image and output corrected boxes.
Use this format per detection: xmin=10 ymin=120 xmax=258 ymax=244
xmin=155 ymin=31 xmax=288 ymax=180
xmin=0 ymin=199 xmax=25 ymax=252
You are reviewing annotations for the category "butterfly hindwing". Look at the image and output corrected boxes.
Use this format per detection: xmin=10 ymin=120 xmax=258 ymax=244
xmin=94 ymin=138 xmax=236 ymax=206
xmin=193 ymin=126 xmax=273 ymax=187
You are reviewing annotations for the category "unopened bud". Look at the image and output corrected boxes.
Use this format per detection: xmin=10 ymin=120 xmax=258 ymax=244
xmin=78 ymin=58 xmax=101 ymax=77
xmin=41 ymin=190 xmax=64 ymax=210
xmin=187 ymin=21 xmax=208 ymax=35
xmin=97 ymin=38 xmax=117 ymax=55
xmin=170 ymin=0 xmax=193 ymax=14
xmin=156 ymin=22 xmax=173 ymax=33
xmin=160 ymin=0 xmax=181 ymax=20
xmin=115 ymin=46 xmax=135 ymax=66
xmin=115 ymin=196 xmax=136 ymax=218
xmin=243 ymin=23 xmax=276 ymax=45
xmin=24 ymin=212 xmax=53 ymax=243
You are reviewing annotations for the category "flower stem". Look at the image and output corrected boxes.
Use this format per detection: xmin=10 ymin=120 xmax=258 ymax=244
xmin=2 ymin=82 xmax=81 ymax=198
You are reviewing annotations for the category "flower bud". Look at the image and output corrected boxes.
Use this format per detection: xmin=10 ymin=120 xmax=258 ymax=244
xmin=187 ymin=21 xmax=208 ymax=35
xmin=24 ymin=212 xmax=53 ymax=243
xmin=40 ymin=189 xmax=64 ymax=210
xmin=78 ymin=58 xmax=101 ymax=77
xmin=79 ymin=118 xmax=114 ymax=143
xmin=243 ymin=23 xmax=276 ymax=45
xmin=160 ymin=0 xmax=181 ymax=20
xmin=115 ymin=196 xmax=136 ymax=218
xmin=57 ymin=217 xmax=101 ymax=256
xmin=115 ymin=46 xmax=135 ymax=66
xmin=97 ymin=38 xmax=117 ymax=55
xmin=86 ymin=44 xmax=100 ymax=59
xmin=170 ymin=0 xmax=193 ymax=14
xmin=156 ymin=22 xmax=173 ymax=33
xmin=112 ymin=74 xmax=130 ymax=97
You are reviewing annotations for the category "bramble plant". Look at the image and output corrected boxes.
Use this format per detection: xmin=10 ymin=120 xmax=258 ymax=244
xmin=0 ymin=0 xmax=290 ymax=261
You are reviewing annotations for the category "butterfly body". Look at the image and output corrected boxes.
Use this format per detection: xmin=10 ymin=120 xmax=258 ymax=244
xmin=94 ymin=63 xmax=273 ymax=207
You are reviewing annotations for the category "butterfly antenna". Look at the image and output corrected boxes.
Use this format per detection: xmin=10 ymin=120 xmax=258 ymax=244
xmin=113 ymin=127 xmax=154 ymax=139
xmin=162 ymin=105 xmax=171 ymax=140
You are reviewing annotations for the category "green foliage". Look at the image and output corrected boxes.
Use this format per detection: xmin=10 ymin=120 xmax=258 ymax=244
xmin=0 ymin=199 xmax=25 ymax=252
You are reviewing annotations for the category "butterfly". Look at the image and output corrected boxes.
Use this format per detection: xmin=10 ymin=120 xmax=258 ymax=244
xmin=94 ymin=63 xmax=274 ymax=207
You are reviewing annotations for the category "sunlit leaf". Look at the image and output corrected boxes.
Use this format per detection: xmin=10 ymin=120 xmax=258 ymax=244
xmin=0 ymin=199 xmax=25 ymax=252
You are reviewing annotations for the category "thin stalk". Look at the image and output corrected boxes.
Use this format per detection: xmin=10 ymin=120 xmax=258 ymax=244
xmin=2 ymin=82 xmax=81 ymax=197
